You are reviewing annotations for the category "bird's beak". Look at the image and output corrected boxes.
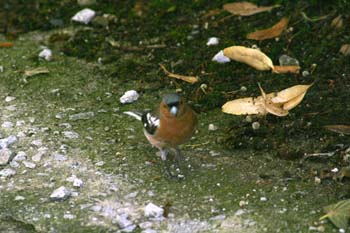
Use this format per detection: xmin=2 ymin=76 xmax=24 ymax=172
xmin=170 ymin=106 xmax=178 ymax=116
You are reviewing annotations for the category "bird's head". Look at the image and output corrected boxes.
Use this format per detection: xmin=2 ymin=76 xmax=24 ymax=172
xmin=162 ymin=93 xmax=183 ymax=117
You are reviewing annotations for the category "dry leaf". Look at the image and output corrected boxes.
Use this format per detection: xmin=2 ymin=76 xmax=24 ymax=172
xmin=320 ymin=199 xmax=350 ymax=229
xmin=273 ymin=65 xmax=300 ymax=74
xmin=24 ymin=67 xmax=50 ymax=77
xmin=271 ymin=84 xmax=313 ymax=104
xmin=223 ymin=83 xmax=312 ymax=116
xmin=282 ymin=92 xmax=306 ymax=110
xmin=339 ymin=44 xmax=350 ymax=56
xmin=223 ymin=2 xmax=280 ymax=16
xmin=159 ymin=64 xmax=199 ymax=84
xmin=0 ymin=42 xmax=14 ymax=48
xmin=258 ymin=84 xmax=288 ymax=116
xmin=331 ymin=15 xmax=343 ymax=29
xmin=324 ymin=125 xmax=350 ymax=135
xmin=247 ymin=17 xmax=289 ymax=40
xmin=222 ymin=97 xmax=267 ymax=115
xmin=223 ymin=46 xmax=274 ymax=71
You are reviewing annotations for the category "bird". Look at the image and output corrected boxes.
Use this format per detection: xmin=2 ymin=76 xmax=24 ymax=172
xmin=124 ymin=93 xmax=197 ymax=163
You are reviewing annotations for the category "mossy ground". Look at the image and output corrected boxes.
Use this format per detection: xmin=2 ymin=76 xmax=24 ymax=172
xmin=0 ymin=0 xmax=350 ymax=232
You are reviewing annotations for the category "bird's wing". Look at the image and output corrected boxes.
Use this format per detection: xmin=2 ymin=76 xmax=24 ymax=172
xmin=141 ymin=112 xmax=160 ymax=135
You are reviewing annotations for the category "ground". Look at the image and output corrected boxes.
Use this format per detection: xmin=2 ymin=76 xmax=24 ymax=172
xmin=0 ymin=1 xmax=349 ymax=232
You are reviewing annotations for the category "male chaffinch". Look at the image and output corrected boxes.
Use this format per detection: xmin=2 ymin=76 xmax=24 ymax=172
xmin=124 ymin=93 xmax=197 ymax=162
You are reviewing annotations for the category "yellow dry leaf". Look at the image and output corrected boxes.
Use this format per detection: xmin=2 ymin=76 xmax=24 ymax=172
xmin=258 ymin=83 xmax=288 ymax=117
xmin=222 ymin=97 xmax=267 ymax=115
xmin=331 ymin=15 xmax=343 ymax=29
xmin=223 ymin=46 xmax=274 ymax=71
xmin=271 ymin=84 xmax=313 ymax=104
xmin=223 ymin=2 xmax=280 ymax=16
xmin=324 ymin=125 xmax=350 ymax=135
xmin=339 ymin=44 xmax=350 ymax=56
xmin=273 ymin=65 xmax=300 ymax=74
xmin=247 ymin=17 xmax=289 ymax=40
xmin=282 ymin=91 xmax=306 ymax=110
xmin=24 ymin=67 xmax=50 ymax=77
xmin=159 ymin=64 xmax=199 ymax=84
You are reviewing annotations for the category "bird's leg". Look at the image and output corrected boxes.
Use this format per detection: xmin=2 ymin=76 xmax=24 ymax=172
xmin=174 ymin=147 xmax=183 ymax=167
xmin=160 ymin=149 xmax=168 ymax=161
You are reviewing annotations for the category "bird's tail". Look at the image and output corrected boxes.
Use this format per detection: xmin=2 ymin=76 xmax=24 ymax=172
xmin=123 ymin=111 xmax=143 ymax=121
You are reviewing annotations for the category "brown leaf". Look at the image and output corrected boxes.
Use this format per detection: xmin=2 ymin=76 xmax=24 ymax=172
xmin=324 ymin=125 xmax=350 ymax=135
xmin=0 ymin=42 xmax=14 ymax=48
xmin=258 ymin=84 xmax=288 ymax=116
xmin=271 ymin=84 xmax=313 ymax=104
xmin=24 ymin=67 xmax=49 ymax=77
xmin=159 ymin=64 xmax=199 ymax=84
xmin=222 ymin=97 xmax=267 ymax=115
xmin=223 ymin=2 xmax=280 ymax=16
xmin=339 ymin=44 xmax=350 ymax=56
xmin=331 ymin=15 xmax=343 ymax=29
xmin=247 ymin=17 xmax=289 ymax=40
xmin=223 ymin=46 xmax=274 ymax=71
xmin=273 ymin=65 xmax=300 ymax=74
xmin=282 ymin=91 xmax=306 ymax=110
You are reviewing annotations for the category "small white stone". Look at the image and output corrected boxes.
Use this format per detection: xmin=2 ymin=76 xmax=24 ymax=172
xmin=95 ymin=161 xmax=105 ymax=166
xmin=23 ymin=161 xmax=36 ymax=169
xmin=0 ymin=148 xmax=14 ymax=165
xmin=314 ymin=176 xmax=321 ymax=185
xmin=2 ymin=121 xmax=13 ymax=128
xmin=252 ymin=121 xmax=260 ymax=130
xmin=50 ymin=186 xmax=71 ymax=201
xmin=235 ymin=209 xmax=246 ymax=216
xmin=5 ymin=96 xmax=16 ymax=102
xmin=206 ymin=37 xmax=219 ymax=46
xmin=31 ymin=139 xmax=43 ymax=147
xmin=73 ymin=178 xmax=84 ymax=187
xmin=15 ymin=195 xmax=25 ymax=201
xmin=260 ymin=197 xmax=267 ymax=202
xmin=63 ymin=213 xmax=76 ymax=219
xmin=120 ymin=90 xmax=139 ymax=104
xmin=9 ymin=160 xmax=20 ymax=168
xmin=144 ymin=203 xmax=164 ymax=219
xmin=0 ymin=135 xmax=18 ymax=149
xmin=115 ymin=214 xmax=133 ymax=229
xmin=16 ymin=120 xmax=25 ymax=126
xmin=38 ymin=48 xmax=52 ymax=61
xmin=212 ymin=50 xmax=231 ymax=63
xmin=72 ymin=8 xmax=96 ymax=24
xmin=208 ymin=123 xmax=218 ymax=131
xmin=0 ymin=168 xmax=16 ymax=177
xmin=13 ymin=151 xmax=27 ymax=161
xmin=63 ymin=131 xmax=79 ymax=139
xmin=54 ymin=153 xmax=67 ymax=161
xmin=331 ymin=168 xmax=339 ymax=173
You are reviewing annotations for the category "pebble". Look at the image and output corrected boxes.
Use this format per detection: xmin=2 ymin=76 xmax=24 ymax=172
xmin=67 ymin=175 xmax=84 ymax=188
xmin=63 ymin=131 xmax=79 ymax=139
xmin=14 ymin=195 xmax=25 ymax=201
xmin=0 ymin=148 xmax=14 ymax=165
xmin=23 ymin=161 xmax=36 ymax=169
xmin=54 ymin=153 xmax=67 ymax=161
xmin=206 ymin=37 xmax=219 ymax=46
xmin=2 ymin=121 xmax=14 ymax=128
xmin=69 ymin=112 xmax=95 ymax=121
xmin=144 ymin=203 xmax=164 ymax=219
xmin=5 ymin=105 xmax=16 ymax=111
xmin=279 ymin=54 xmax=299 ymax=66
xmin=72 ymin=8 xmax=96 ymax=24
xmin=0 ymin=168 xmax=16 ymax=177
xmin=212 ymin=50 xmax=231 ymax=63
xmin=31 ymin=139 xmax=43 ymax=147
xmin=120 ymin=90 xmax=139 ymax=104
xmin=142 ymin=229 xmax=157 ymax=233
xmin=5 ymin=96 xmax=16 ymax=102
xmin=252 ymin=121 xmax=260 ymax=130
xmin=302 ymin=70 xmax=310 ymax=77
xmin=208 ymin=124 xmax=218 ymax=131
xmin=260 ymin=197 xmax=267 ymax=202
xmin=9 ymin=161 xmax=20 ymax=168
xmin=50 ymin=186 xmax=71 ymax=201
xmin=139 ymin=221 xmax=153 ymax=229
xmin=63 ymin=213 xmax=76 ymax=219
xmin=13 ymin=151 xmax=27 ymax=161
xmin=114 ymin=213 xmax=133 ymax=229
xmin=38 ymin=48 xmax=53 ymax=61
xmin=0 ymin=135 xmax=18 ymax=149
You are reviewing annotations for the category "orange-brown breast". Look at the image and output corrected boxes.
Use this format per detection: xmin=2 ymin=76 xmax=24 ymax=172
xmin=156 ymin=105 xmax=197 ymax=148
